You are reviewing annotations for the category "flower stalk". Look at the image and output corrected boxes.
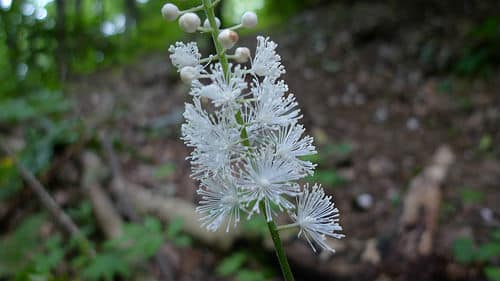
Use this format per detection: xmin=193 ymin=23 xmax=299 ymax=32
xmin=260 ymin=201 xmax=295 ymax=281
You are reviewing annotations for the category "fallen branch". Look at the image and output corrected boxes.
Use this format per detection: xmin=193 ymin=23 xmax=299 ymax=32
xmin=81 ymin=151 xmax=123 ymax=239
xmin=399 ymin=145 xmax=455 ymax=258
xmin=0 ymin=140 xmax=96 ymax=257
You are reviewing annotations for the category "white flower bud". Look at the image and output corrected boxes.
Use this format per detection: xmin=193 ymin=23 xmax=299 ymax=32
xmin=179 ymin=12 xmax=201 ymax=33
xmin=217 ymin=29 xmax=239 ymax=49
xmin=161 ymin=3 xmax=180 ymax=21
xmin=180 ymin=66 xmax=198 ymax=84
xmin=203 ymin=17 xmax=221 ymax=29
xmin=234 ymin=47 xmax=251 ymax=63
xmin=241 ymin=11 xmax=258 ymax=28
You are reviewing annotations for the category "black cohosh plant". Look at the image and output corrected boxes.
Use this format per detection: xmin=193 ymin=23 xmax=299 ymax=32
xmin=162 ymin=1 xmax=345 ymax=280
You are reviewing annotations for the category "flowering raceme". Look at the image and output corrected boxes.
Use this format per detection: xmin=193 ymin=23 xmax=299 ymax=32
xmin=163 ymin=1 xmax=344 ymax=254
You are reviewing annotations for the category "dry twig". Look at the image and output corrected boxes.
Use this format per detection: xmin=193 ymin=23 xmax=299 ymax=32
xmin=0 ymin=139 xmax=96 ymax=257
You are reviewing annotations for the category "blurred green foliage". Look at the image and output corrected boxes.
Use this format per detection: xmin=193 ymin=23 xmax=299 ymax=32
xmin=454 ymin=17 xmax=500 ymax=76
xmin=216 ymin=251 xmax=274 ymax=281
xmin=453 ymin=230 xmax=500 ymax=281
xmin=303 ymin=142 xmax=351 ymax=188
xmin=0 ymin=213 xmax=170 ymax=280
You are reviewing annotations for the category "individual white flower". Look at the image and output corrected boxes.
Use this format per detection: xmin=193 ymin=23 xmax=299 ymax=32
xmin=241 ymin=11 xmax=258 ymax=28
xmin=161 ymin=3 xmax=180 ymax=21
xmin=191 ymin=63 xmax=248 ymax=107
xmin=180 ymin=66 xmax=200 ymax=84
xmin=246 ymin=78 xmax=301 ymax=131
xmin=197 ymin=174 xmax=244 ymax=232
xmin=263 ymin=124 xmax=317 ymax=175
xmin=168 ymin=41 xmax=202 ymax=70
xmin=181 ymin=97 xmax=214 ymax=148
xmin=188 ymin=114 xmax=244 ymax=179
xmin=179 ymin=12 xmax=201 ymax=33
xmin=234 ymin=47 xmax=251 ymax=63
xmin=291 ymin=184 xmax=344 ymax=252
xmin=252 ymin=36 xmax=285 ymax=79
xmin=240 ymin=149 xmax=303 ymax=221
xmin=218 ymin=29 xmax=239 ymax=49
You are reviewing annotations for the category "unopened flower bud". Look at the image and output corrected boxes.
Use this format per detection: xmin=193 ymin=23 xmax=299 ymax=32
xmin=179 ymin=12 xmax=201 ymax=33
xmin=180 ymin=66 xmax=198 ymax=84
xmin=234 ymin=47 xmax=251 ymax=63
xmin=203 ymin=17 xmax=221 ymax=29
xmin=218 ymin=29 xmax=239 ymax=49
xmin=161 ymin=3 xmax=180 ymax=21
xmin=241 ymin=11 xmax=258 ymax=28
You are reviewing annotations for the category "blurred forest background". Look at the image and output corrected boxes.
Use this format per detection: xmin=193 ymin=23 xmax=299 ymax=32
xmin=0 ymin=0 xmax=499 ymax=280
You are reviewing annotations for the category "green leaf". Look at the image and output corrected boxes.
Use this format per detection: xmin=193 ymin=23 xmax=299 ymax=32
xmin=477 ymin=243 xmax=500 ymax=262
xmin=216 ymin=252 xmax=247 ymax=277
xmin=153 ymin=163 xmax=176 ymax=179
xmin=484 ymin=266 xmax=500 ymax=281
xmin=460 ymin=188 xmax=485 ymax=204
xmin=0 ymin=214 xmax=46 ymax=275
xmin=242 ymin=216 xmax=268 ymax=236
xmin=82 ymin=253 xmax=130 ymax=281
xmin=237 ymin=269 xmax=266 ymax=281
xmin=167 ymin=217 xmax=185 ymax=238
xmin=453 ymin=237 xmax=476 ymax=264
xmin=479 ymin=135 xmax=493 ymax=152
xmin=173 ymin=235 xmax=192 ymax=247
xmin=491 ymin=229 xmax=500 ymax=241
xmin=306 ymin=170 xmax=346 ymax=187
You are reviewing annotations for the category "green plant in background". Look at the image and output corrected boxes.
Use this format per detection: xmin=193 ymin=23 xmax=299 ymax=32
xmin=303 ymin=142 xmax=351 ymax=188
xmin=460 ymin=187 xmax=485 ymax=205
xmin=454 ymin=17 xmax=500 ymax=76
xmin=0 ymin=214 xmax=65 ymax=280
xmin=216 ymin=251 xmax=274 ymax=281
xmin=79 ymin=217 xmax=165 ymax=281
xmin=0 ymin=213 xmax=175 ymax=281
xmin=166 ymin=217 xmax=193 ymax=247
xmin=453 ymin=229 xmax=500 ymax=281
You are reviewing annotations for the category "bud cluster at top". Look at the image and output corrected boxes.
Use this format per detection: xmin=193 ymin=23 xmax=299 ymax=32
xmin=162 ymin=0 xmax=344 ymax=253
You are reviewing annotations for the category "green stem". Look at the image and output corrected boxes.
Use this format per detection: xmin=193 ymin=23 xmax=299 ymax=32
xmin=260 ymin=202 xmax=295 ymax=281
xmin=202 ymin=0 xmax=229 ymax=79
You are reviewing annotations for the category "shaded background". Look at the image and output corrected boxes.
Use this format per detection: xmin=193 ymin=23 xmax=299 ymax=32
xmin=1 ymin=0 xmax=500 ymax=280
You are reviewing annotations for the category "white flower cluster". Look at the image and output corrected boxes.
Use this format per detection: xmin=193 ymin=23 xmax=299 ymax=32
xmin=163 ymin=2 xmax=344 ymax=253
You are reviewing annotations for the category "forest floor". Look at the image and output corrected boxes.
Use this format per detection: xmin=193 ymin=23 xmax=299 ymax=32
xmin=66 ymin=2 xmax=500 ymax=281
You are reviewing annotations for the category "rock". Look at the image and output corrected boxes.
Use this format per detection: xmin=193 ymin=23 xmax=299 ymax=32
xmin=406 ymin=117 xmax=420 ymax=131
xmin=356 ymin=193 xmax=374 ymax=210
xmin=374 ymin=106 xmax=389 ymax=123
xmin=480 ymin=208 xmax=495 ymax=224
xmin=368 ymin=156 xmax=396 ymax=177
xmin=361 ymin=239 xmax=381 ymax=265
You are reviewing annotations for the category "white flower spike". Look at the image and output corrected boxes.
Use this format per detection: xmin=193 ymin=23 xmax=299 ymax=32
xmin=291 ymin=184 xmax=345 ymax=252
xmin=165 ymin=0 xmax=344 ymax=259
